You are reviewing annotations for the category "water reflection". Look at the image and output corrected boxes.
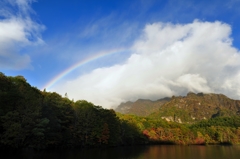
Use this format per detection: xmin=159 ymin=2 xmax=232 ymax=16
xmin=3 ymin=145 xmax=240 ymax=159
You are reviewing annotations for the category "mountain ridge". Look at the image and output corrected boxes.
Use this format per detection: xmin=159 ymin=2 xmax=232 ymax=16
xmin=115 ymin=97 xmax=171 ymax=116
xmin=115 ymin=92 xmax=240 ymax=122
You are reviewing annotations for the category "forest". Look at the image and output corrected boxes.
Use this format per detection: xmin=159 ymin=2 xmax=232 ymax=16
xmin=1 ymin=72 xmax=240 ymax=150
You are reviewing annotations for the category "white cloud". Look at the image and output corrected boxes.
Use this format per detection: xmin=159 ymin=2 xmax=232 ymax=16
xmin=0 ymin=0 xmax=44 ymax=70
xmin=53 ymin=20 xmax=240 ymax=108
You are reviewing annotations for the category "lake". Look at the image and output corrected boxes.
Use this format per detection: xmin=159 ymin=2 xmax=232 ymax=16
xmin=4 ymin=145 xmax=240 ymax=159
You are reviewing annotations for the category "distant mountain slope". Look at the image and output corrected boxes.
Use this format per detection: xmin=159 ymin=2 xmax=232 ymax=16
xmin=115 ymin=97 xmax=171 ymax=116
xmin=149 ymin=92 xmax=240 ymax=122
xmin=115 ymin=92 xmax=240 ymax=122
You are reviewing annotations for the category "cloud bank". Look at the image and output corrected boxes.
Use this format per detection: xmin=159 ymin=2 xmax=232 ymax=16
xmin=53 ymin=20 xmax=240 ymax=108
xmin=0 ymin=0 xmax=44 ymax=69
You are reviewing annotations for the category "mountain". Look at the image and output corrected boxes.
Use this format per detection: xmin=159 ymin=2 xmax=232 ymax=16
xmin=115 ymin=97 xmax=171 ymax=116
xmin=150 ymin=92 xmax=240 ymax=122
xmin=115 ymin=92 xmax=240 ymax=122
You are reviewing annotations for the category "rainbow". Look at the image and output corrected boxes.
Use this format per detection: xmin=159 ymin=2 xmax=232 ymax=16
xmin=42 ymin=48 xmax=129 ymax=90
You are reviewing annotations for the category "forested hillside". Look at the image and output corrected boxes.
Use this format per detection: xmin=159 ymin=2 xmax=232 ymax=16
xmin=0 ymin=73 xmax=145 ymax=149
xmin=1 ymin=72 xmax=240 ymax=150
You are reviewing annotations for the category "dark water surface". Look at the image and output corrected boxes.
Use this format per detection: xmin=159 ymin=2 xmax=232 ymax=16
xmin=4 ymin=145 xmax=240 ymax=159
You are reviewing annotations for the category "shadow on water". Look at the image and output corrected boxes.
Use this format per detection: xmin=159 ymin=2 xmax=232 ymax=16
xmin=1 ymin=146 xmax=148 ymax=159
xmin=2 ymin=145 xmax=240 ymax=159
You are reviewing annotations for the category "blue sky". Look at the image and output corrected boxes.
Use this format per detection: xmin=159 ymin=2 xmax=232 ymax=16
xmin=1 ymin=0 xmax=240 ymax=108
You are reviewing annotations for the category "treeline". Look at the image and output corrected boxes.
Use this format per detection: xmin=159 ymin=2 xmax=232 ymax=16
xmin=1 ymin=73 xmax=240 ymax=150
xmin=0 ymin=73 xmax=145 ymax=149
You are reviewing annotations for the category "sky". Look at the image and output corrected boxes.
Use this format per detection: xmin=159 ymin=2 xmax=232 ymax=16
xmin=1 ymin=0 xmax=240 ymax=108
